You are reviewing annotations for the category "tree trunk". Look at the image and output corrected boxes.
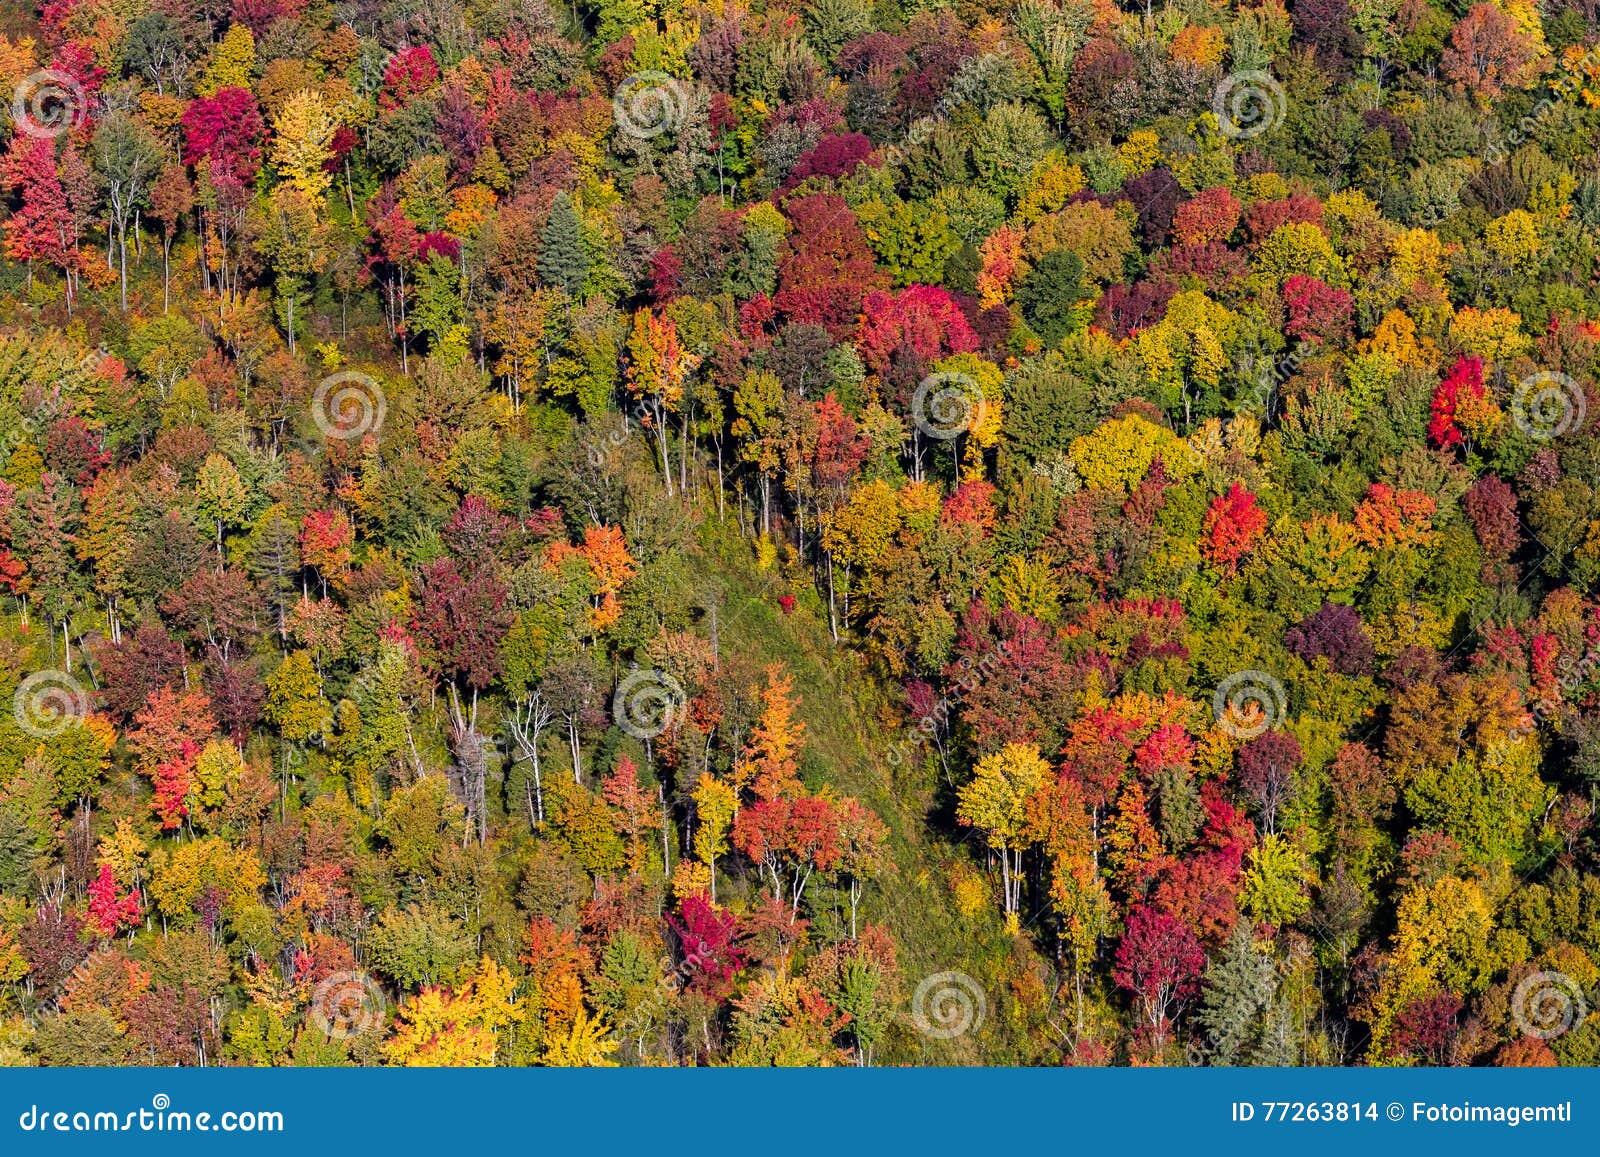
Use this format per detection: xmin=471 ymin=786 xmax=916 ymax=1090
xmin=656 ymin=412 xmax=673 ymax=496
xmin=826 ymin=553 xmax=837 ymax=642
xmin=568 ymin=717 xmax=582 ymax=783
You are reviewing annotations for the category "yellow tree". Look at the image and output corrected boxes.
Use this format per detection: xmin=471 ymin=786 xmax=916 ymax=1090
xmin=1070 ymin=413 xmax=1198 ymax=492
xmin=1450 ymin=305 xmax=1529 ymax=363
xmin=146 ymin=838 xmax=266 ymax=926
xmin=196 ymin=452 xmax=249 ymax=557
xmin=625 ymin=308 xmax=700 ymax=496
xmin=198 ymin=23 xmax=255 ymax=95
xmin=956 ymin=742 xmax=1049 ymax=926
xmin=383 ymin=957 xmax=523 ymax=1066
xmin=480 ymin=289 xmax=557 ymax=410
xmin=1360 ymin=876 xmax=1509 ymax=1061
xmin=692 ymin=774 xmax=737 ymax=900
xmin=96 ymin=818 xmax=148 ymax=891
xmin=265 ymin=650 xmax=328 ymax=746
xmin=1239 ymin=833 xmax=1312 ymax=926
xmin=1252 ymin=222 xmax=1346 ymax=287
xmin=1483 ymin=209 xmax=1543 ymax=277
xmin=820 ymin=478 xmax=901 ymax=631
xmin=732 ymin=369 xmax=785 ymax=536
xmin=189 ymin=740 xmax=245 ymax=828
xmin=1133 ymin=290 xmax=1238 ymax=425
xmin=931 ymin=353 xmax=1003 ymax=481
xmin=270 ymin=90 xmax=337 ymax=201
xmin=542 ymin=1008 xmax=619 ymax=1066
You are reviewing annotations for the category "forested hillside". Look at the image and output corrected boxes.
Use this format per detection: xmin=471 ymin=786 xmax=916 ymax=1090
xmin=1 ymin=0 xmax=1600 ymax=1067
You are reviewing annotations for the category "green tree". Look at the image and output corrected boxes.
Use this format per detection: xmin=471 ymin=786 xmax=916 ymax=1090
xmin=254 ymin=186 xmax=331 ymax=354
xmin=538 ymin=192 xmax=589 ymax=298
xmin=414 ymin=250 xmax=468 ymax=361
xmin=92 ymin=112 xmax=162 ymax=312
xmin=1015 ymin=248 xmax=1087 ymax=348
xmin=1195 ymin=921 xmax=1280 ymax=1065
xmin=195 ymin=453 xmax=250 ymax=557
xmin=366 ymin=902 xmax=477 ymax=990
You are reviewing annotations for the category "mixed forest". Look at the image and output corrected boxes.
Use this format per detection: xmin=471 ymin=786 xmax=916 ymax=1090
xmin=4 ymin=0 xmax=1600 ymax=1068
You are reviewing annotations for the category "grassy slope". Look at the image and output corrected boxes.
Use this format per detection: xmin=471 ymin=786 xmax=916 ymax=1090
xmin=690 ymin=521 xmax=1050 ymax=1064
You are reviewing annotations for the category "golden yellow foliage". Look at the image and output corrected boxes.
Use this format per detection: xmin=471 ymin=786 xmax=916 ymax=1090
xmin=1016 ymin=156 xmax=1087 ymax=225
xmin=1389 ymin=228 xmax=1447 ymax=290
xmin=1483 ymin=209 xmax=1543 ymax=275
xmin=1450 ymin=306 xmax=1530 ymax=363
xmin=382 ymin=957 xmax=523 ymax=1066
xmin=1116 ymin=130 xmax=1161 ymax=179
xmin=1071 ymin=413 xmax=1199 ymax=491
xmin=271 ymin=90 xmax=337 ymax=201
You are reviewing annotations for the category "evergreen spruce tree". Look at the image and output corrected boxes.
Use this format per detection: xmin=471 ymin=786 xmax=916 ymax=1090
xmin=1253 ymin=997 xmax=1299 ymax=1066
xmin=1194 ymin=921 xmax=1278 ymax=1064
xmin=539 ymin=192 xmax=589 ymax=297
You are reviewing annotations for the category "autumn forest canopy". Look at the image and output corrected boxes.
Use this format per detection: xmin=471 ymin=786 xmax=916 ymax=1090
xmin=5 ymin=0 xmax=1600 ymax=1070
